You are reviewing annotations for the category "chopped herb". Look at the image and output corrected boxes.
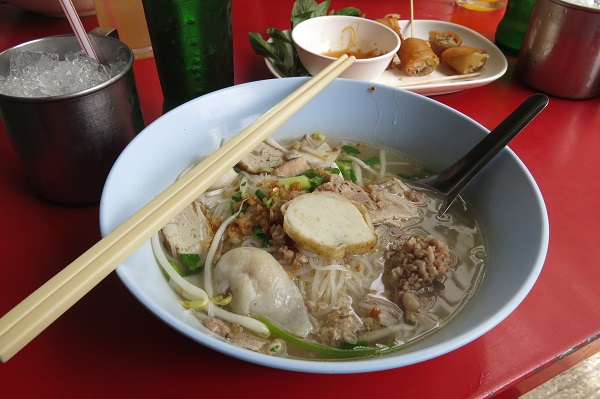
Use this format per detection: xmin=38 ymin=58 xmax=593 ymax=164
xmin=178 ymin=253 xmax=203 ymax=273
xmin=278 ymin=175 xmax=312 ymax=189
xmin=264 ymin=196 xmax=274 ymax=208
xmin=364 ymin=156 xmax=380 ymax=166
xmin=231 ymin=192 xmax=243 ymax=202
xmin=338 ymin=163 xmax=357 ymax=183
xmin=252 ymin=225 xmax=271 ymax=248
xmin=309 ymin=176 xmax=324 ymax=191
xmin=259 ymin=316 xmax=394 ymax=358
xmin=255 ymin=189 xmax=266 ymax=201
xmin=300 ymin=169 xmax=319 ymax=179
xmin=342 ymin=145 xmax=361 ymax=155
xmin=339 ymin=341 xmax=370 ymax=350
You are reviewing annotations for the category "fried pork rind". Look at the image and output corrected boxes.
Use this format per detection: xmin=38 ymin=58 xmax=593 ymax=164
xmin=428 ymin=30 xmax=462 ymax=56
xmin=398 ymin=37 xmax=440 ymax=77
xmin=441 ymin=46 xmax=489 ymax=74
xmin=375 ymin=13 xmax=403 ymax=39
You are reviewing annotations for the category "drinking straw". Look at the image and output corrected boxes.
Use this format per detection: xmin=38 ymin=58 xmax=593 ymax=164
xmin=59 ymin=0 xmax=100 ymax=62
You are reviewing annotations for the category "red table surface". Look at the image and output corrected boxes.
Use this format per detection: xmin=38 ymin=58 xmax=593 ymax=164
xmin=1 ymin=1 xmax=599 ymax=398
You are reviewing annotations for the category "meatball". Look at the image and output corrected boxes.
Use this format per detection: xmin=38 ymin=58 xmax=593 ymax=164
xmin=382 ymin=234 xmax=452 ymax=308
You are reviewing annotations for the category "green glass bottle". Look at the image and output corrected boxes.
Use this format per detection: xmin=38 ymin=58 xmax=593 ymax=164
xmin=142 ymin=0 xmax=234 ymax=113
xmin=494 ymin=0 xmax=536 ymax=56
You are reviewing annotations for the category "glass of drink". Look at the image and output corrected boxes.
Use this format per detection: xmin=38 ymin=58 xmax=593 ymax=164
xmin=141 ymin=0 xmax=234 ymax=113
xmin=455 ymin=0 xmax=507 ymax=11
xmin=92 ymin=0 xmax=153 ymax=59
xmin=0 ymin=34 xmax=145 ymax=204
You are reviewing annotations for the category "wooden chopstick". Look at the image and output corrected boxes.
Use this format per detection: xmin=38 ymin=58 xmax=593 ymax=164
xmin=394 ymin=72 xmax=482 ymax=87
xmin=0 ymin=54 xmax=357 ymax=362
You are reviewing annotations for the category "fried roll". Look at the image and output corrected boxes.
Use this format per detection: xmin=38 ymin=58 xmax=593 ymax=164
xmin=398 ymin=37 xmax=440 ymax=77
xmin=428 ymin=30 xmax=463 ymax=56
xmin=441 ymin=46 xmax=489 ymax=74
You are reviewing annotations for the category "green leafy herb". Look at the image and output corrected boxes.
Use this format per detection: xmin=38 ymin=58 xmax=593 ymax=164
xmin=338 ymin=162 xmax=357 ymax=183
xmin=259 ymin=316 xmax=392 ymax=358
xmin=231 ymin=192 xmax=243 ymax=202
xmin=300 ymin=169 xmax=318 ymax=179
xmin=342 ymin=145 xmax=361 ymax=155
xmin=248 ymin=0 xmax=361 ymax=77
xmin=255 ymin=189 xmax=266 ymax=201
xmin=339 ymin=341 xmax=370 ymax=350
xmin=178 ymin=253 xmax=203 ymax=272
xmin=278 ymin=175 xmax=312 ymax=189
xmin=252 ymin=225 xmax=271 ymax=248
xmin=364 ymin=156 xmax=380 ymax=166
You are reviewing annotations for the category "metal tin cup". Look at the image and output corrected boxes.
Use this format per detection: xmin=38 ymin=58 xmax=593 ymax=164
xmin=516 ymin=0 xmax=600 ymax=99
xmin=0 ymin=34 xmax=144 ymax=204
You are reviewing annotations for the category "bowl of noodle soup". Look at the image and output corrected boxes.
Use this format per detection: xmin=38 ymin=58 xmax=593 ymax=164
xmin=99 ymin=77 xmax=548 ymax=373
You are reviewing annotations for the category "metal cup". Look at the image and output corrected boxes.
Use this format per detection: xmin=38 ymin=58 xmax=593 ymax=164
xmin=516 ymin=0 xmax=600 ymax=99
xmin=0 ymin=34 xmax=144 ymax=204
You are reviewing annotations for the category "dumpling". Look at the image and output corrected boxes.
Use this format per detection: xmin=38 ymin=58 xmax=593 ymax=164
xmin=213 ymin=247 xmax=313 ymax=337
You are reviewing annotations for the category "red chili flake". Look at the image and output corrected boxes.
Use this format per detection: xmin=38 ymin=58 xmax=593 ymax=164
xmin=369 ymin=307 xmax=381 ymax=318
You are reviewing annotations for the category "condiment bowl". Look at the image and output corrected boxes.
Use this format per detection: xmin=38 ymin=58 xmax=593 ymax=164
xmin=99 ymin=77 xmax=548 ymax=374
xmin=291 ymin=15 xmax=400 ymax=81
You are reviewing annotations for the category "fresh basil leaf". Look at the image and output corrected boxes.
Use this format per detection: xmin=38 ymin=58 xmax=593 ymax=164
xmin=330 ymin=7 xmax=361 ymax=16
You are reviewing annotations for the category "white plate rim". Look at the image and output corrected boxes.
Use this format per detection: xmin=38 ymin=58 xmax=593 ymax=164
xmin=265 ymin=19 xmax=508 ymax=96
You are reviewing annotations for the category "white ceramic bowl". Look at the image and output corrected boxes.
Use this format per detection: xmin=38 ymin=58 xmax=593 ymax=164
xmin=292 ymin=15 xmax=400 ymax=81
xmin=99 ymin=78 xmax=549 ymax=374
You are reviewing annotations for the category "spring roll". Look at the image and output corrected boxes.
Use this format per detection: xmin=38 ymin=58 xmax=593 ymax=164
xmin=441 ymin=46 xmax=489 ymax=74
xmin=428 ymin=30 xmax=462 ymax=56
xmin=398 ymin=37 xmax=440 ymax=77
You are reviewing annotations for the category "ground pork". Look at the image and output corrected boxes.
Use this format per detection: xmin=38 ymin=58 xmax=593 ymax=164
xmin=306 ymin=296 xmax=366 ymax=347
xmin=382 ymin=234 xmax=452 ymax=309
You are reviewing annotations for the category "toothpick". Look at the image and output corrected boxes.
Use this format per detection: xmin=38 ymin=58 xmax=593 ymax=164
xmin=410 ymin=0 xmax=415 ymax=37
xmin=394 ymin=72 xmax=482 ymax=87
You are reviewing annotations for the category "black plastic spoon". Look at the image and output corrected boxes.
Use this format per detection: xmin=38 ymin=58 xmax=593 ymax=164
xmin=410 ymin=93 xmax=549 ymax=216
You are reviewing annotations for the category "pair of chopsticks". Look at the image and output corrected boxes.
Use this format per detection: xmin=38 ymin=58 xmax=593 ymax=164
xmin=0 ymin=54 xmax=357 ymax=363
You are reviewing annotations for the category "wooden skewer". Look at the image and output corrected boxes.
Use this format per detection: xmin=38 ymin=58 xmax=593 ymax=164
xmin=410 ymin=0 xmax=415 ymax=37
xmin=0 ymin=54 xmax=357 ymax=363
xmin=394 ymin=72 xmax=482 ymax=87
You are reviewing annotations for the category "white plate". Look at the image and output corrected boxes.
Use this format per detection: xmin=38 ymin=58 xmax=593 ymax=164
xmin=266 ymin=20 xmax=508 ymax=96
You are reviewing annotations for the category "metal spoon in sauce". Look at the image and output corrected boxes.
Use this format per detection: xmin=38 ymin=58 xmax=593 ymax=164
xmin=410 ymin=93 xmax=549 ymax=216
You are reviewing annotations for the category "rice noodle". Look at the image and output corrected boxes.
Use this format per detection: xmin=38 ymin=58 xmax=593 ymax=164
xmin=151 ymin=233 xmax=269 ymax=337
xmin=203 ymin=201 xmax=247 ymax=297
xmin=342 ymin=26 xmax=357 ymax=53
xmin=379 ymin=148 xmax=387 ymax=177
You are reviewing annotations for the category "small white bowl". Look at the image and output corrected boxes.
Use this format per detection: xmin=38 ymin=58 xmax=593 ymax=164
xmin=291 ymin=15 xmax=400 ymax=81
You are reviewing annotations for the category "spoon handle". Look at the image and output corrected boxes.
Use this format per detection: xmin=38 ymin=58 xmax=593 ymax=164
xmin=421 ymin=93 xmax=549 ymax=214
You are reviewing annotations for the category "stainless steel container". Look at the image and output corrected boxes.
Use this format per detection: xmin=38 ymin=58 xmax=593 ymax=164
xmin=516 ymin=0 xmax=600 ymax=99
xmin=0 ymin=34 xmax=144 ymax=204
